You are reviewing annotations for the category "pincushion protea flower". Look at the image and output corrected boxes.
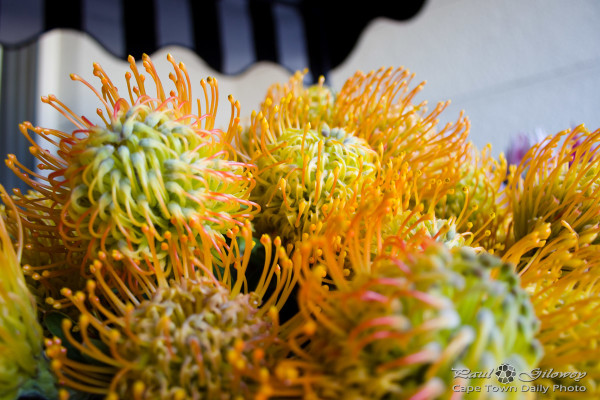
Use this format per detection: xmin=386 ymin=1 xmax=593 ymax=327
xmin=502 ymin=125 xmax=600 ymax=396
xmin=45 ymin=223 xmax=298 ymax=399
xmin=506 ymin=125 xmax=600 ymax=247
xmin=239 ymin=109 xmax=379 ymax=247
xmin=331 ymin=67 xmax=470 ymax=201
xmin=530 ymin=247 xmax=600 ymax=398
xmin=260 ymin=70 xmax=334 ymax=133
xmin=433 ymin=143 xmax=508 ymax=253
xmin=3 ymin=189 xmax=70 ymax=309
xmin=243 ymin=67 xmax=475 ymax=254
xmin=47 ymin=280 xmax=277 ymax=400
xmin=0 ymin=186 xmax=56 ymax=400
xmin=354 ymin=172 xmax=468 ymax=250
xmin=255 ymin=68 xmax=470 ymax=204
xmin=6 ymin=54 xmax=257 ymax=310
xmin=261 ymin=198 xmax=542 ymax=399
xmin=500 ymin=221 xmax=600 ymax=397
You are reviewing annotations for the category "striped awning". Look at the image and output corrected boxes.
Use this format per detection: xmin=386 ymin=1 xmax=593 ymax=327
xmin=0 ymin=0 xmax=426 ymax=79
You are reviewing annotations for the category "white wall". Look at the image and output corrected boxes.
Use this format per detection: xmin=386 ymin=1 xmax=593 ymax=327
xmin=35 ymin=0 xmax=600 ymax=158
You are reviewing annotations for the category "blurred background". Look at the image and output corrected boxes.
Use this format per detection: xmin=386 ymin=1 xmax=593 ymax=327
xmin=0 ymin=0 xmax=599 ymax=191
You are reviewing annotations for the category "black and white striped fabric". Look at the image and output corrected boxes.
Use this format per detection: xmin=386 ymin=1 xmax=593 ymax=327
xmin=0 ymin=0 xmax=426 ymax=79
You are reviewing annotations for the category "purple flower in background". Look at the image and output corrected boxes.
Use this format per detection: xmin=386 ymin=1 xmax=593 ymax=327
xmin=506 ymin=128 xmax=548 ymax=166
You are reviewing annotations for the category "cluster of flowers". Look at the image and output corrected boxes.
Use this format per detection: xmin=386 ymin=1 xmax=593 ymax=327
xmin=0 ymin=55 xmax=598 ymax=400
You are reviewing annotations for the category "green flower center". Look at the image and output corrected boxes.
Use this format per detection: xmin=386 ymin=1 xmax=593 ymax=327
xmin=252 ymin=125 xmax=378 ymax=244
xmin=64 ymin=103 xmax=252 ymax=263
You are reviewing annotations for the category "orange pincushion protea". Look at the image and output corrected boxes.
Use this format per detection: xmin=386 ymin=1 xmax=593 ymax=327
xmin=0 ymin=186 xmax=50 ymax=400
xmin=259 ymin=70 xmax=334 ymax=133
xmin=246 ymin=67 xmax=474 ymax=254
xmin=502 ymin=125 xmax=600 ymax=395
xmin=433 ymin=143 xmax=509 ymax=253
xmin=259 ymin=68 xmax=470 ymax=201
xmin=6 ymin=54 xmax=258 ymax=310
xmin=238 ymin=107 xmax=379 ymax=249
xmin=506 ymin=125 xmax=600 ymax=247
xmin=259 ymin=197 xmax=541 ymax=400
xmin=332 ymin=67 xmax=471 ymax=203
xmin=45 ymin=223 xmax=299 ymax=400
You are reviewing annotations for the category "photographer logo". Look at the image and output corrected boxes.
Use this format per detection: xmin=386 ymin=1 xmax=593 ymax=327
xmin=495 ymin=363 xmax=516 ymax=384
xmin=451 ymin=366 xmax=587 ymax=395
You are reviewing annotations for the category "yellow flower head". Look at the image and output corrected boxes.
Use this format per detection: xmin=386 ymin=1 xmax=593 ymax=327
xmin=240 ymin=108 xmax=379 ymax=247
xmin=502 ymin=125 xmax=600 ymax=395
xmin=330 ymin=67 xmax=471 ymax=201
xmin=507 ymin=124 xmax=600 ymax=246
xmin=243 ymin=67 xmax=472 ymax=254
xmin=0 ymin=186 xmax=44 ymax=400
xmin=3 ymin=190 xmax=69 ymax=308
xmin=260 ymin=69 xmax=334 ymax=133
xmin=45 ymin=223 xmax=297 ymax=399
xmin=530 ymin=247 xmax=600 ymax=396
xmin=6 ymin=54 xmax=257 ymax=309
xmin=255 ymin=68 xmax=471 ymax=203
xmin=263 ymin=198 xmax=541 ymax=399
xmin=502 ymin=125 xmax=600 ymax=282
xmin=354 ymin=174 xmax=468 ymax=251
xmin=433 ymin=143 xmax=508 ymax=253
